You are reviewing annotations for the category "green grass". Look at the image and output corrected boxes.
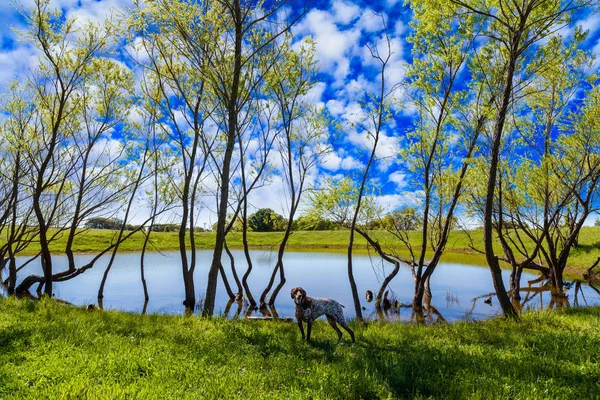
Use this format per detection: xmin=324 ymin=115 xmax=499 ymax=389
xmin=1 ymin=297 xmax=599 ymax=399
xmin=5 ymin=226 xmax=600 ymax=277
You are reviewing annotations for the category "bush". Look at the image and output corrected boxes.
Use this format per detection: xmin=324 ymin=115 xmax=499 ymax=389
xmin=248 ymin=208 xmax=287 ymax=232
xmin=84 ymin=217 xmax=122 ymax=230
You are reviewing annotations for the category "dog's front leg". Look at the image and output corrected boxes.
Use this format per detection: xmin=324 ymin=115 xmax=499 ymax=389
xmin=306 ymin=319 xmax=312 ymax=342
xmin=297 ymin=320 xmax=305 ymax=340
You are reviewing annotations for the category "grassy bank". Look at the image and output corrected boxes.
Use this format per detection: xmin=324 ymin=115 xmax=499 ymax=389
xmin=4 ymin=226 xmax=600 ymax=276
xmin=0 ymin=297 xmax=599 ymax=399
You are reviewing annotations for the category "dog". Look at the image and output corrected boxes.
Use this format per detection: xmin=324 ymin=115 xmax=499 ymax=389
xmin=290 ymin=287 xmax=355 ymax=343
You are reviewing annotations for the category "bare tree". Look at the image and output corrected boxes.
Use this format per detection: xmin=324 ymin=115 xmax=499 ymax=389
xmin=258 ymin=39 xmax=330 ymax=307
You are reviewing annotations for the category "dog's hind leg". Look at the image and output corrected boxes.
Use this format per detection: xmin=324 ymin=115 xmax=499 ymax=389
xmin=326 ymin=315 xmax=343 ymax=341
xmin=338 ymin=318 xmax=355 ymax=343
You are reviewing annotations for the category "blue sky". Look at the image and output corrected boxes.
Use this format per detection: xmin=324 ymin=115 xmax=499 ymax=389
xmin=1 ymin=0 xmax=600 ymax=227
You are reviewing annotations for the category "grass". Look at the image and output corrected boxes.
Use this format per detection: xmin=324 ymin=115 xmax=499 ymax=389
xmin=5 ymin=226 xmax=600 ymax=277
xmin=0 ymin=297 xmax=599 ymax=399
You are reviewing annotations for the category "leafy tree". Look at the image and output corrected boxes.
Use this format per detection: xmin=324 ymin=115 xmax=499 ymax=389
xmin=13 ymin=0 xmax=141 ymax=296
xmin=293 ymin=215 xmax=337 ymax=231
xmin=248 ymin=208 xmax=287 ymax=232
xmin=379 ymin=208 xmax=422 ymax=231
xmin=201 ymin=0 xmax=310 ymax=316
xmin=258 ymin=39 xmax=330 ymax=307
xmin=442 ymin=0 xmax=593 ymax=319
xmin=84 ymin=218 xmax=122 ymax=230
xmin=128 ymin=0 xmax=217 ymax=310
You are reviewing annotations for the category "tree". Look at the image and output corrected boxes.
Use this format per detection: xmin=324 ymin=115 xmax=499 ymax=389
xmin=128 ymin=0 xmax=217 ymax=310
xmin=0 ymin=85 xmax=37 ymax=294
xmin=11 ymin=1 xmax=160 ymax=296
xmin=201 ymin=0 xmax=310 ymax=316
xmin=84 ymin=218 xmax=122 ymax=230
xmin=379 ymin=208 xmax=422 ymax=231
xmin=330 ymin=17 xmax=401 ymax=322
xmin=248 ymin=208 xmax=286 ymax=232
xmin=444 ymin=0 xmax=593 ymax=319
xmin=14 ymin=0 xmax=136 ymax=296
xmin=335 ymin=3 xmax=486 ymax=319
xmin=293 ymin=215 xmax=337 ymax=231
xmin=258 ymin=40 xmax=330 ymax=307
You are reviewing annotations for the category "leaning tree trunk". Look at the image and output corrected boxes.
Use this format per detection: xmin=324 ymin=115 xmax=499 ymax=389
xmin=268 ymin=260 xmax=286 ymax=306
xmin=482 ymin=39 xmax=521 ymax=321
xmin=376 ymin=261 xmax=400 ymax=306
xmin=218 ymin=261 xmax=236 ymax=300
xmin=224 ymin=240 xmax=243 ymax=298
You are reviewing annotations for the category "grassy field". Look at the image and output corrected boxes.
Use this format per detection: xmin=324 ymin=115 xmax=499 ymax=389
xmin=4 ymin=226 xmax=600 ymax=276
xmin=0 ymin=297 xmax=599 ymax=399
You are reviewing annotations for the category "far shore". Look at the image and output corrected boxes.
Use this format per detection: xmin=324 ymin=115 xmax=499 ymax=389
xmin=4 ymin=227 xmax=599 ymax=281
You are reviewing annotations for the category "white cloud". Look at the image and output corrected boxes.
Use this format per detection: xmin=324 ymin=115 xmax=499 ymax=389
xmin=0 ymin=46 xmax=40 ymax=91
xmin=592 ymin=40 xmax=600 ymax=60
xmin=341 ymin=101 xmax=366 ymax=124
xmin=331 ymin=0 xmax=361 ymax=24
xmin=388 ymin=171 xmax=407 ymax=189
xmin=305 ymin=81 xmax=326 ymax=105
xmin=371 ymin=192 xmax=423 ymax=213
xmin=326 ymin=99 xmax=346 ymax=116
xmin=319 ymin=150 xmax=362 ymax=171
xmin=320 ymin=151 xmax=342 ymax=171
xmin=577 ymin=13 xmax=600 ymax=35
xmin=293 ymin=9 xmax=360 ymax=85
xmin=340 ymin=155 xmax=362 ymax=170
xmin=394 ymin=20 xmax=409 ymax=36
xmin=357 ymin=12 xmax=384 ymax=33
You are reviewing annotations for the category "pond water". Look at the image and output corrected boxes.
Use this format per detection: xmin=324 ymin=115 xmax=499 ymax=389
xmin=3 ymin=250 xmax=600 ymax=322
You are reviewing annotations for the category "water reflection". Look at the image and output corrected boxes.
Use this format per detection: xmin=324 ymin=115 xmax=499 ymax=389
xmin=2 ymin=250 xmax=600 ymax=322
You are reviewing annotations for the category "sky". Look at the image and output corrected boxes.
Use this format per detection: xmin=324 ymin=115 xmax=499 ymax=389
xmin=1 ymin=0 xmax=600 ymax=228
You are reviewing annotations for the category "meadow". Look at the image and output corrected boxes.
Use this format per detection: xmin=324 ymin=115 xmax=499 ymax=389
xmin=0 ymin=297 xmax=598 ymax=399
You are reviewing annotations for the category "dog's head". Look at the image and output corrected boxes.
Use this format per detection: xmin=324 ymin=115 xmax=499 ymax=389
xmin=290 ymin=286 xmax=310 ymax=308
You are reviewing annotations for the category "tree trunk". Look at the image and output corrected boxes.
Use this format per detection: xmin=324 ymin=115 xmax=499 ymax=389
xmin=140 ymin=231 xmax=151 ymax=303
xmin=183 ymin=269 xmax=196 ymax=310
xmin=218 ymin=262 xmax=235 ymax=300
xmin=224 ymin=240 xmax=242 ymax=297
xmin=203 ymin=0 xmax=242 ymax=317
xmin=7 ymin=257 xmax=16 ymax=295
xmin=268 ymin=260 xmax=286 ymax=306
xmin=346 ymin=231 xmax=363 ymax=321
xmin=376 ymin=261 xmax=400 ymax=306
xmin=482 ymin=39 xmax=521 ymax=321
xmin=260 ymin=261 xmax=279 ymax=308
xmin=179 ymin=214 xmax=194 ymax=309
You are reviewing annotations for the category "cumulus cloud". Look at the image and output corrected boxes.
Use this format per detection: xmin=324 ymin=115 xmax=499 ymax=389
xmin=326 ymin=99 xmax=346 ymax=116
xmin=370 ymin=192 xmax=423 ymax=213
xmin=331 ymin=0 xmax=360 ymax=24
xmin=577 ymin=13 xmax=600 ymax=35
xmin=388 ymin=171 xmax=407 ymax=189
xmin=295 ymin=11 xmax=360 ymax=85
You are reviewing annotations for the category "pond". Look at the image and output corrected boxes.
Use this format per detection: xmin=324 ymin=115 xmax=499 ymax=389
xmin=3 ymin=250 xmax=600 ymax=322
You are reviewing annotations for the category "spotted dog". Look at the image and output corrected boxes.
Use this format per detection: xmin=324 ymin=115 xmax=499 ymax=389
xmin=290 ymin=286 xmax=355 ymax=343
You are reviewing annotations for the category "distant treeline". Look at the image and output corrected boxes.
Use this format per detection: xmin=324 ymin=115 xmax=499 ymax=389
xmin=84 ymin=218 xmax=208 ymax=232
